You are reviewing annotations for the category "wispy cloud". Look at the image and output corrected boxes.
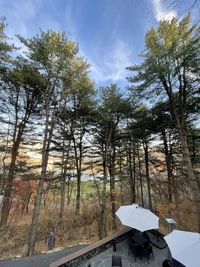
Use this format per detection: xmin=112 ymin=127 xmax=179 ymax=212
xmin=1 ymin=0 xmax=42 ymax=51
xmin=64 ymin=0 xmax=78 ymax=39
xmin=86 ymin=40 xmax=132 ymax=83
xmin=2 ymin=0 xmax=64 ymax=53
xmin=64 ymin=1 xmax=132 ymax=84
xmin=2 ymin=0 xmax=135 ymax=85
xmin=152 ymin=0 xmax=177 ymax=21
xmin=2 ymin=0 xmax=42 ymax=37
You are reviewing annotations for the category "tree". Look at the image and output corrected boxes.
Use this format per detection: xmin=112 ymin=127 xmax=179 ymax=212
xmin=70 ymin=72 xmax=95 ymax=214
xmin=18 ymin=31 xmax=79 ymax=255
xmin=0 ymin=18 xmax=16 ymax=195
xmin=0 ymin=17 xmax=14 ymax=72
xmin=94 ymin=85 xmax=131 ymax=233
xmin=128 ymin=15 xmax=200 ymax=230
xmin=151 ymin=101 xmax=174 ymax=204
xmin=0 ymin=58 xmax=45 ymax=225
xmin=51 ymin=104 xmax=73 ymax=220
xmin=50 ymin=58 xmax=93 ymax=219
xmin=127 ymin=105 xmax=154 ymax=209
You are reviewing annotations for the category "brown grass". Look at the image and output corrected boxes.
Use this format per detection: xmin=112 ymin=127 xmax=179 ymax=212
xmin=0 ymin=197 xmax=198 ymax=259
xmin=0 ymin=201 xmax=104 ymax=259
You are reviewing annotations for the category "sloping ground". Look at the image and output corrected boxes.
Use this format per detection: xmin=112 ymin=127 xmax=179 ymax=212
xmin=0 ymin=245 xmax=87 ymax=267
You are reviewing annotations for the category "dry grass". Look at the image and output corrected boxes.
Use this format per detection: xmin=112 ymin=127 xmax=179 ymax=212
xmin=0 ymin=202 xmax=103 ymax=259
xmin=0 ymin=224 xmax=29 ymax=259
xmin=157 ymin=199 xmax=198 ymax=234
xmin=0 ymin=197 xmax=198 ymax=259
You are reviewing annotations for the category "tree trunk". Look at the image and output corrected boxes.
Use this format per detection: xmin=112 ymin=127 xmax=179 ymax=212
xmin=76 ymin=170 xmax=81 ymax=213
xmin=27 ymin=103 xmax=54 ymax=255
xmin=60 ymin=171 xmax=66 ymax=219
xmin=161 ymin=128 xmax=173 ymax=203
xmin=173 ymin=177 xmax=182 ymax=229
xmin=191 ymin=134 xmax=198 ymax=167
xmin=0 ymin=125 xmax=10 ymax=195
xmin=27 ymin=178 xmax=45 ymax=256
xmin=67 ymin=175 xmax=72 ymax=205
xmin=109 ymin=145 xmax=117 ymax=231
xmin=143 ymin=140 xmax=152 ymax=210
xmin=0 ymin=135 xmax=21 ymax=225
xmin=128 ymin=143 xmax=136 ymax=204
xmin=163 ymin=74 xmax=200 ymax=230
xmin=73 ymin=135 xmax=83 ymax=215
xmin=59 ymin=128 xmax=66 ymax=219
xmin=27 ymin=140 xmax=51 ymax=255
xmin=138 ymin=148 xmax=144 ymax=207
xmin=99 ymin=146 xmax=108 ymax=239
xmin=177 ymin=118 xmax=200 ymax=231
xmin=118 ymin=148 xmax=124 ymax=205
xmin=59 ymin=136 xmax=71 ymax=219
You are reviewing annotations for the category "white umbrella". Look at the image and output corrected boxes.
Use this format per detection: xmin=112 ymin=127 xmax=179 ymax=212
xmin=115 ymin=203 xmax=159 ymax=232
xmin=164 ymin=230 xmax=200 ymax=267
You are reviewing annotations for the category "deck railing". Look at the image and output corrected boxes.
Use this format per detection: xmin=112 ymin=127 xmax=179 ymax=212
xmin=50 ymin=227 xmax=132 ymax=267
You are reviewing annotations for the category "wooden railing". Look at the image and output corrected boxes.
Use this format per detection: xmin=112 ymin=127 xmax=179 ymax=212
xmin=50 ymin=227 xmax=132 ymax=267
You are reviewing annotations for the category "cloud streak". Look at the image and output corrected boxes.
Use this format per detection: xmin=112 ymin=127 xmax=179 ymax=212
xmin=87 ymin=40 xmax=132 ymax=83
xmin=64 ymin=1 xmax=133 ymax=84
xmin=152 ymin=0 xmax=177 ymax=21
xmin=2 ymin=0 xmax=42 ymax=37
xmin=1 ymin=0 xmax=141 ymax=85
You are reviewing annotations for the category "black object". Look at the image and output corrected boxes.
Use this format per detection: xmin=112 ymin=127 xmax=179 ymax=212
xmin=47 ymin=231 xmax=56 ymax=250
xmin=143 ymin=231 xmax=150 ymax=242
xmin=162 ymin=259 xmax=173 ymax=267
xmin=142 ymin=245 xmax=154 ymax=263
xmin=131 ymin=232 xmax=149 ymax=247
xmin=128 ymin=241 xmax=138 ymax=261
xmin=112 ymin=255 xmax=122 ymax=267
xmin=128 ymin=237 xmax=154 ymax=263
xmin=172 ymin=259 xmax=186 ymax=267
xmin=113 ymin=239 xmax=117 ymax=252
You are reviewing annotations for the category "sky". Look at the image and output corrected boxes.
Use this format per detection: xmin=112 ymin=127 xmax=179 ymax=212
xmin=0 ymin=0 xmax=199 ymax=89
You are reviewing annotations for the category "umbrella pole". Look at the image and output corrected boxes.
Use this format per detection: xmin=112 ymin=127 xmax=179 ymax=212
xmin=155 ymin=230 xmax=159 ymax=242
xmin=113 ymin=238 xmax=117 ymax=252
xmin=167 ymin=246 xmax=173 ymax=267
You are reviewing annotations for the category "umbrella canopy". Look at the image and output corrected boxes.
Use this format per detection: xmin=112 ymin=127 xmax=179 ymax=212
xmin=115 ymin=204 xmax=159 ymax=232
xmin=164 ymin=230 xmax=200 ymax=267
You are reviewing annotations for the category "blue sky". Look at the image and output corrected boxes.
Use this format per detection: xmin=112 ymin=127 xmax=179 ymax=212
xmin=0 ymin=0 xmax=198 ymax=89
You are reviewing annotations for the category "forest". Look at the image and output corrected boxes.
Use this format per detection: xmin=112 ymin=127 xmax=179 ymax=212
xmin=0 ymin=14 xmax=200 ymax=258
